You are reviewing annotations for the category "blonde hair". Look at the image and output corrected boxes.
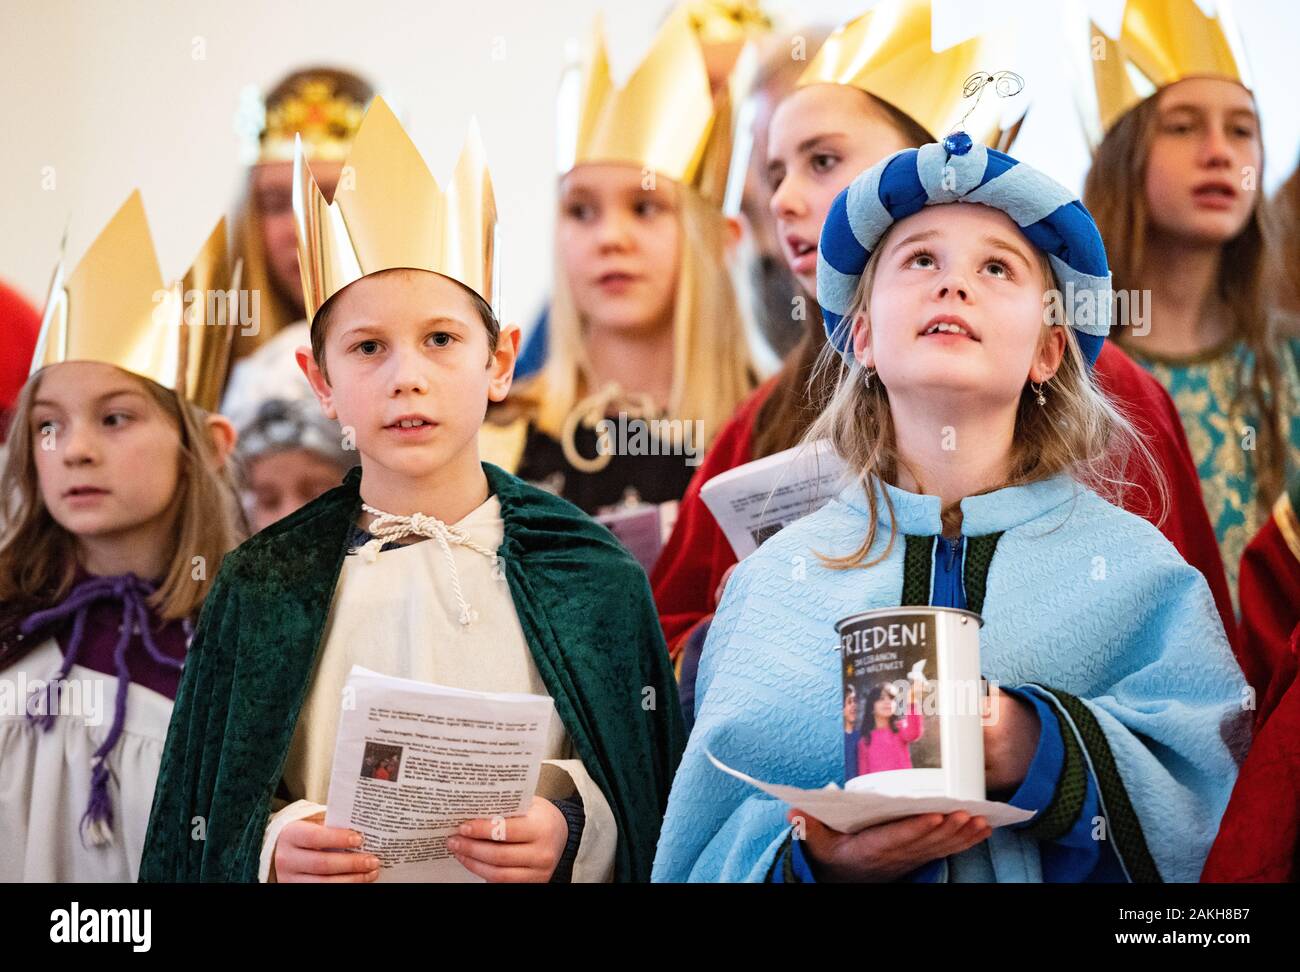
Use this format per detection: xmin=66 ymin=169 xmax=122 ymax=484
xmin=0 ymin=367 xmax=245 ymax=620
xmin=226 ymin=188 xmax=298 ymax=360
xmin=512 ymin=180 xmax=754 ymax=447
xmin=803 ymin=237 xmax=1165 ymax=569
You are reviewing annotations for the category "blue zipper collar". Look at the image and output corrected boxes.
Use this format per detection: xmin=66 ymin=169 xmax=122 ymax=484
xmin=931 ymin=535 xmax=968 ymax=610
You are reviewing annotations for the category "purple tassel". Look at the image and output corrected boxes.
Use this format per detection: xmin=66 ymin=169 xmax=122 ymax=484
xmin=26 ymin=605 xmax=86 ymax=726
xmin=83 ymin=757 xmax=116 ymax=847
xmin=18 ymin=572 xmax=181 ymax=848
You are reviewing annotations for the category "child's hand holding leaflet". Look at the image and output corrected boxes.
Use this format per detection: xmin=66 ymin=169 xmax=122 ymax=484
xmin=271 ymin=813 xmax=378 ymax=884
xmin=320 ymin=666 xmax=556 ymax=882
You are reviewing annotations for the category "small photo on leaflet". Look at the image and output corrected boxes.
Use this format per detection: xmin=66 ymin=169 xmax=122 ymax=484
xmin=840 ymin=612 xmax=939 ymax=782
xmin=359 ymin=741 xmax=404 ymax=783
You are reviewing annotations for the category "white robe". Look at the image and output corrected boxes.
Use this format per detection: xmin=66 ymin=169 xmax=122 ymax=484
xmin=259 ymin=493 xmax=618 ymax=882
xmin=0 ymin=638 xmax=174 ymax=882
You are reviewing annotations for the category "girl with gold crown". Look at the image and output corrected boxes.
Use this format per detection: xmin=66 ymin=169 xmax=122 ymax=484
xmin=0 ymin=195 xmax=244 ymax=881
xmin=512 ymin=0 xmax=776 ymax=380
xmin=652 ymin=0 xmax=1235 ymax=726
xmin=1081 ymin=0 xmax=1300 ymax=612
xmin=140 ymin=99 xmax=684 ymax=884
xmin=481 ymin=8 xmax=756 ymax=535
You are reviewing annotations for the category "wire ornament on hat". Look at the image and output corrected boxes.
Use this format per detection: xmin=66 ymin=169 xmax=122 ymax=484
xmin=942 ymin=71 xmax=1025 ymax=157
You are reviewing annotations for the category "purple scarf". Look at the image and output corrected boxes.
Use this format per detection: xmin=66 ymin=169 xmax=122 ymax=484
xmin=20 ymin=573 xmax=190 ymax=847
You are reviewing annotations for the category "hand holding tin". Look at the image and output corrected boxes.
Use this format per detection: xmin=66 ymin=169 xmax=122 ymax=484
xmin=981 ymin=685 xmax=1041 ymax=794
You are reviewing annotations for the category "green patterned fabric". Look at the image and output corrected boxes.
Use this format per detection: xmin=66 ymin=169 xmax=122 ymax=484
xmin=962 ymin=532 xmax=1004 ymax=616
xmin=1132 ymin=337 xmax=1300 ymax=610
xmin=1031 ymin=685 xmax=1162 ymax=883
xmin=766 ymin=833 xmax=799 ymax=882
xmin=900 ymin=534 xmax=933 ymax=605
xmin=898 ymin=531 xmax=1003 ymax=615
xmin=1019 ymin=705 xmax=1087 ymax=844
xmin=140 ymin=462 xmax=685 ymax=883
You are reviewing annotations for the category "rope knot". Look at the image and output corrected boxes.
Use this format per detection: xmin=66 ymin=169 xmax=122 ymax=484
xmin=359 ymin=502 xmax=498 ymax=627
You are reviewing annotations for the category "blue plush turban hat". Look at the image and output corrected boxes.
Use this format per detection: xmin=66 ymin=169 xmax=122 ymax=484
xmin=816 ymin=134 xmax=1113 ymax=367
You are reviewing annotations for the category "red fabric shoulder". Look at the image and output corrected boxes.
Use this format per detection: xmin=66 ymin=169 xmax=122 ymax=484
xmin=1092 ymin=342 xmax=1238 ymax=652
xmin=1201 ymin=624 xmax=1300 ymax=882
xmin=1237 ymin=503 xmax=1300 ymax=721
xmin=651 ymin=378 xmax=776 ymax=656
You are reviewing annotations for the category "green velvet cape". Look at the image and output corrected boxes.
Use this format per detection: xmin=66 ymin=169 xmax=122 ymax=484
xmin=139 ymin=462 xmax=685 ymax=882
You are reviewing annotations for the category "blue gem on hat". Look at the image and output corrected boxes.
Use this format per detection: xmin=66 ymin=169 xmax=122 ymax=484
xmin=943 ymin=131 xmax=973 ymax=156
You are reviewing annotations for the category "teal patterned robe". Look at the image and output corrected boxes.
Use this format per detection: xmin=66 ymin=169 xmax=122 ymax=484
xmin=1132 ymin=337 xmax=1300 ymax=610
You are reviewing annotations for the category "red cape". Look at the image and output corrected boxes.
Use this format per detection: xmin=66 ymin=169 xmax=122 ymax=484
xmin=1201 ymin=487 xmax=1300 ymax=882
xmin=1201 ymin=629 xmax=1299 ymax=882
xmin=651 ymin=341 xmax=1239 ymax=659
xmin=0 ymin=280 xmax=40 ymax=438
xmin=1235 ymin=490 xmax=1300 ymax=716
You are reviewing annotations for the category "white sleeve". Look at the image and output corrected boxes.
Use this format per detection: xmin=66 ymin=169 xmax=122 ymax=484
xmin=537 ymin=759 xmax=617 ymax=884
xmin=258 ymin=799 xmax=328 ymax=883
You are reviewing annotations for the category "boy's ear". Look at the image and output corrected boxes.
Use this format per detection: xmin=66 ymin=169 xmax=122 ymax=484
xmin=851 ymin=312 xmax=875 ymax=371
xmin=203 ymin=414 xmax=238 ymax=470
xmin=488 ymin=324 xmax=521 ymax=403
xmin=1029 ymin=325 xmax=1068 ymax=383
xmin=723 ymin=215 xmax=743 ymax=259
xmin=296 ymin=345 xmax=338 ymax=420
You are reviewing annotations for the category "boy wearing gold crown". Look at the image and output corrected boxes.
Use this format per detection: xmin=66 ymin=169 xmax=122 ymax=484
xmin=140 ymin=99 xmax=684 ymax=884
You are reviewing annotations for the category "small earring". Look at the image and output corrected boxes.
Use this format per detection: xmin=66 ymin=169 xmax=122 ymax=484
xmin=864 ymin=367 xmax=876 ymax=388
xmin=1032 ymin=381 xmax=1047 ymax=406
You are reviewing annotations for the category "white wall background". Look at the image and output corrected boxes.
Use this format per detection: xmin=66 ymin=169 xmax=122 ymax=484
xmin=2 ymin=0 xmax=1297 ymax=335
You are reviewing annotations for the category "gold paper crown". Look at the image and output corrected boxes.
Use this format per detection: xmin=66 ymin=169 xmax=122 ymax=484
xmin=1088 ymin=0 xmax=1248 ymax=138
xmin=31 ymin=191 xmax=237 ymax=413
xmin=797 ymin=0 xmax=1024 ymax=148
xmin=567 ymin=6 xmax=734 ymax=204
xmin=293 ymin=96 xmax=498 ymax=324
xmin=259 ymin=75 xmax=368 ymax=163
